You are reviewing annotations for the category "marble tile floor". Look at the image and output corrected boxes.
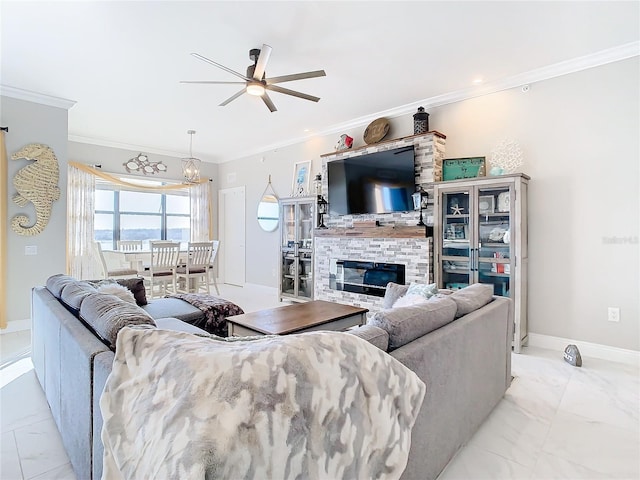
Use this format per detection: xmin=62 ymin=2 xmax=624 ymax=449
xmin=1 ymin=284 xmax=639 ymax=480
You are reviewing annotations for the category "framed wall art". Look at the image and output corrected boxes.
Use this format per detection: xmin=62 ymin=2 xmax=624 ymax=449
xmin=291 ymin=160 xmax=311 ymax=196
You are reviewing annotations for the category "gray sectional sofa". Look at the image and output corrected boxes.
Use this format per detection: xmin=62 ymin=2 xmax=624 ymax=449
xmin=32 ymin=275 xmax=512 ymax=480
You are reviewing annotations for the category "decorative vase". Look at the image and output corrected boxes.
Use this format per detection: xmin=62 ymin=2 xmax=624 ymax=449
xmin=413 ymin=106 xmax=429 ymax=134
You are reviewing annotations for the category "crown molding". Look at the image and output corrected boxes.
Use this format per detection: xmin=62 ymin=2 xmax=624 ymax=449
xmin=223 ymin=41 xmax=640 ymax=163
xmin=0 ymin=85 xmax=76 ymax=110
xmin=68 ymin=134 xmax=218 ymax=164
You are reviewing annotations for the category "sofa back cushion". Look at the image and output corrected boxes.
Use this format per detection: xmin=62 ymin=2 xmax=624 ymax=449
xmin=450 ymin=283 xmax=494 ymax=318
xmin=80 ymin=293 xmax=156 ymax=349
xmin=346 ymin=325 xmax=389 ymax=351
xmin=60 ymin=281 xmax=99 ymax=315
xmin=369 ymin=295 xmax=457 ymax=350
xmin=46 ymin=274 xmax=77 ymax=299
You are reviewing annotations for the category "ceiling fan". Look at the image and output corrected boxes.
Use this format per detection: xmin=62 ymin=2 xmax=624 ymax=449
xmin=181 ymin=44 xmax=326 ymax=112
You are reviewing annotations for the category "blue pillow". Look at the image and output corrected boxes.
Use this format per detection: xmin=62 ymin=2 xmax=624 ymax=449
xmin=406 ymin=282 xmax=438 ymax=300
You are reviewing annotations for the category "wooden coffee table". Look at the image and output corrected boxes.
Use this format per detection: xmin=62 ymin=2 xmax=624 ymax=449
xmin=226 ymin=300 xmax=368 ymax=337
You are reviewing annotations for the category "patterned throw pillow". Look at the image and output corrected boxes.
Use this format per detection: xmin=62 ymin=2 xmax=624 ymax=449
xmin=406 ymin=282 xmax=439 ymax=300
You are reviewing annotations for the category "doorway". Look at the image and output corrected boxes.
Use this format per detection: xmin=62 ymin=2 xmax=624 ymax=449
xmin=218 ymin=186 xmax=246 ymax=286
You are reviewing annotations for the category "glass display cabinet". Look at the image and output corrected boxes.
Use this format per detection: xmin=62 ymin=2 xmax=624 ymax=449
xmin=433 ymin=173 xmax=529 ymax=352
xmin=279 ymin=196 xmax=315 ymax=302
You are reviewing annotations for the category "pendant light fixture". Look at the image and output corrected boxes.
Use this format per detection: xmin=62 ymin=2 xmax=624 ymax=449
xmin=182 ymin=130 xmax=201 ymax=183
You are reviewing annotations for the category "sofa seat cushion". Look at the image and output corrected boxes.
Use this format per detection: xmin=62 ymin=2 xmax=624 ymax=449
xmin=450 ymin=283 xmax=494 ymax=318
xmin=142 ymin=297 xmax=203 ymax=323
xmin=155 ymin=317 xmax=208 ymax=335
xmin=79 ymin=293 xmax=156 ymax=348
xmin=369 ymin=295 xmax=458 ymax=350
xmin=346 ymin=325 xmax=389 ymax=351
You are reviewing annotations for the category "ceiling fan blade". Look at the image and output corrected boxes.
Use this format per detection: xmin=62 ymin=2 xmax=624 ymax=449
xmin=261 ymin=92 xmax=277 ymax=112
xmin=266 ymin=70 xmax=326 ymax=84
xmin=191 ymin=53 xmax=250 ymax=81
xmin=266 ymin=84 xmax=320 ymax=102
xmin=253 ymin=44 xmax=272 ymax=81
xmin=180 ymin=81 xmax=246 ymax=84
xmin=220 ymin=88 xmax=247 ymax=106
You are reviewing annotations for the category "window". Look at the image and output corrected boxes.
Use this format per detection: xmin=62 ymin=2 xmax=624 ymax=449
xmin=94 ymin=179 xmax=190 ymax=250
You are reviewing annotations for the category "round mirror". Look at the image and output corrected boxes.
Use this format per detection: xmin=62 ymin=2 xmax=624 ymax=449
xmin=257 ymin=194 xmax=279 ymax=232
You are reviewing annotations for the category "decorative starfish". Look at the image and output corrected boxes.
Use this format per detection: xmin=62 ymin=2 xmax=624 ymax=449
xmin=451 ymin=205 xmax=464 ymax=215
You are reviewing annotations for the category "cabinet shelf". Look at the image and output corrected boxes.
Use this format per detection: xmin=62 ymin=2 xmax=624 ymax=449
xmin=279 ymin=196 xmax=316 ymax=302
xmin=434 ymin=174 xmax=528 ymax=354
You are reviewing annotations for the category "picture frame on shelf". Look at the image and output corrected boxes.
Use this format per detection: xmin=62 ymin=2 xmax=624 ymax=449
xmin=478 ymin=195 xmax=495 ymax=214
xmin=291 ymin=160 xmax=311 ymax=196
xmin=445 ymin=223 xmax=468 ymax=240
xmin=497 ymin=191 xmax=510 ymax=212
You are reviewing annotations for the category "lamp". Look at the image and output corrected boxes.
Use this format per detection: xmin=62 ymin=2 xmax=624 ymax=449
xmin=412 ymin=187 xmax=428 ymax=227
xmin=182 ymin=130 xmax=201 ymax=183
xmin=314 ymin=174 xmax=328 ymax=229
xmin=317 ymin=196 xmax=328 ymax=229
xmin=246 ymin=82 xmax=266 ymax=96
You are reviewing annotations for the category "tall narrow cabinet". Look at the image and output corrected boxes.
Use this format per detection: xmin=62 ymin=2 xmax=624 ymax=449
xmin=279 ymin=196 xmax=315 ymax=302
xmin=433 ymin=173 xmax=529 ymax=352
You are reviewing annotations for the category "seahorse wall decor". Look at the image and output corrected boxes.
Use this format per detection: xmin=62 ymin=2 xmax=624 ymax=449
xmin=11 ymin=143 xmax=60 ymax=236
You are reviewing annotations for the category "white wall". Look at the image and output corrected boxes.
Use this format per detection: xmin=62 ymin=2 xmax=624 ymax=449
xmin=222 ymin=57 xmax=639 ymax=351
xmin=1 ymin=96 xmax=69 ymax=325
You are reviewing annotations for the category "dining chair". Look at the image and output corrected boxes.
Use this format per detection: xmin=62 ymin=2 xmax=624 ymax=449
xmin=140 ymin=241 xmax=180 ymax=298
xmin=176 ymin=242 xmax=214 ymax=294
xmin=94 ymin=242 xmax=139 ymax=279
xmin=117 ymin=240 xmax=143 ymax=252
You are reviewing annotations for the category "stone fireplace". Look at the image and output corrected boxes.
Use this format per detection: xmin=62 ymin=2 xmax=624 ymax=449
xmin=313 ymin=131 xmax=443 ymax=312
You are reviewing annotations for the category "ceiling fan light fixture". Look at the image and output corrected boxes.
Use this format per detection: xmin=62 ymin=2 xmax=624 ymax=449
xmin=246 ymin=82 xmax=266 ymax=96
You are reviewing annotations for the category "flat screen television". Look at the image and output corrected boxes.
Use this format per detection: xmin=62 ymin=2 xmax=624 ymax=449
xmin=327 ymin=146 xmax=415 ymax=215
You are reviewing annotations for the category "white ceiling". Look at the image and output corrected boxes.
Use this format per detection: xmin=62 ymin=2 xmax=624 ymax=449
xmin=1 ymin=1 xmax=638 ymax=164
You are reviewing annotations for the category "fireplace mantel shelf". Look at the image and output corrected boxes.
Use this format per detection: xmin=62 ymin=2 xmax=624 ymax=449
xmin=314 ymin=225 xmax=429 ymax=239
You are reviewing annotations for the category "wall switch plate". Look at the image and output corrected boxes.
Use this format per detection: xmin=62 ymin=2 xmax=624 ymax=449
xmin=25 ymin=245 xmax=38 ymax=255
xmin=607 ymin=307 xmax=620 ymax=322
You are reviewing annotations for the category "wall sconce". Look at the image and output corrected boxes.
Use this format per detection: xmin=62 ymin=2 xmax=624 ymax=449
xmin=182 ymin=130 xmax=201 ymax=183
xmin=412 ymin=187 xmax=428 ymax=227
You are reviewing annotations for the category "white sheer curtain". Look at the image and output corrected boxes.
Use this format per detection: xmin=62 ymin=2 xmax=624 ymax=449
xmin=190 ymin=181 xmax=212 ymax=241
xmin=67 ymin=164 xmax=98 ymax=279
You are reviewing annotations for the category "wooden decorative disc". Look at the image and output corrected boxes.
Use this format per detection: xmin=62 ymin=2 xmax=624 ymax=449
xmin=363 ymin=118 xmax=390 ymax=144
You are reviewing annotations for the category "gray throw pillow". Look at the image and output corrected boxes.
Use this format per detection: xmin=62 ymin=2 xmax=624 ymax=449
xmin=382 ymin=282 xmax=410 ymax=309
xmin=369 ymin=295 xmax=457 ymax=350
xmin=346 ymin=325 xmax=389 ymax=351
xmin=449 ymin=283 xmax=494 ymax=318
xmin=80 ymin=293 xmax=156 ymax=348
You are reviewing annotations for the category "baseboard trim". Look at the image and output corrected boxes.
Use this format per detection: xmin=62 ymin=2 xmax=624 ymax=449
xmin=0 ymin=319 xmax=31 ymax=335
xmin=528 ymin=333 xmax=639 ymax=366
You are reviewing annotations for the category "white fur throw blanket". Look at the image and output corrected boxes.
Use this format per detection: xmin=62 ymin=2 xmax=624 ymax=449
xmin=100 ymin=326 xmax=426 ymax=480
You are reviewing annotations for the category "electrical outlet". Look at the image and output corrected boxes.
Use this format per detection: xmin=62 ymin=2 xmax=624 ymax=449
xmin=271 ymin=268 xmax=277 ymax=277
xmin=607 ymin=307 xmax=620 ymax=322
xmin=25 ymin=245 xmax=38 ymax=255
